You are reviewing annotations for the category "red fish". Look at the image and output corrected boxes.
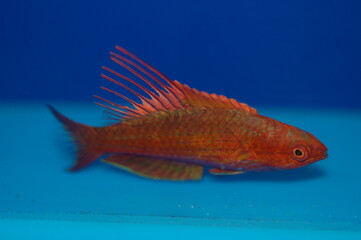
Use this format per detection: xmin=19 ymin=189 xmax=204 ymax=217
xmin=49 ymin=46 xmax=328 ymax=181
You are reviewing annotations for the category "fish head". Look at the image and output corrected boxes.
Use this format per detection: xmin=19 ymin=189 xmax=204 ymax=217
xmin=265 ymin=125 xmax=328 ymax=170
xmin=249 ymin=121 xmax=328 ymax=171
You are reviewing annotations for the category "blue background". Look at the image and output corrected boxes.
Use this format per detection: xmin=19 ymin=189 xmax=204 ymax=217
xmin=1 ymin=0 xmax=360 ymax=108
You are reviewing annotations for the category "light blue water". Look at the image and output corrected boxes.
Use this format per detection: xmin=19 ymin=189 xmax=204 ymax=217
xmin=1 ymin=102 xmax=360 ymax=238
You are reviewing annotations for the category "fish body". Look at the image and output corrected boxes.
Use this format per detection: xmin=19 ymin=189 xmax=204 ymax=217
xmin=50 ymin=46 xmax=328 ymax=181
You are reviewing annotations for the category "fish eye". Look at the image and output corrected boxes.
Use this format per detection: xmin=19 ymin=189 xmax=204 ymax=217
xmin=294 ymin=149 xmax=303 ymax=156
xmin=291 ymin=144 xmax=308 ymax=161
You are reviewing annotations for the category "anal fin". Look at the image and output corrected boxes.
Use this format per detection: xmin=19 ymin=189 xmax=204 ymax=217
xmin=209 ymin=168 xmax=246 ymax=175
xmin=102 ymin=155 xmax=203 ymax=181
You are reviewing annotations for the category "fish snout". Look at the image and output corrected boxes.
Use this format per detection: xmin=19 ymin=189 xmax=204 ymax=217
xmin=320 ymin=151 xmax=328 ymax=160
xmin=314 ymin=144 xmax=328 ymax=161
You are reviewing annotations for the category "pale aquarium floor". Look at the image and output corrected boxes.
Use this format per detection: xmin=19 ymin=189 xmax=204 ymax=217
xmin=0 ymin=102 xmax=360 ymax=239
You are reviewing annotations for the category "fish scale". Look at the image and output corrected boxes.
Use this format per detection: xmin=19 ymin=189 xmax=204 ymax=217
xmin=88 ymin=108 xmax=270 ymax=168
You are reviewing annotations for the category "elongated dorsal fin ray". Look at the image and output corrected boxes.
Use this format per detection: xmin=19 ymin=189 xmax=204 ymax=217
xmin=109 ymin=56 xmax=170 ymax=111
xmin=111 ymin=51 xmax=183 ymax=108
xmin=97 ymin=46 xmax=258 ymax=120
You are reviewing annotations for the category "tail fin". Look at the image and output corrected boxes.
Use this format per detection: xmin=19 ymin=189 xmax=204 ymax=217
xmin=48 ymin=105 xmax=102 ymax=171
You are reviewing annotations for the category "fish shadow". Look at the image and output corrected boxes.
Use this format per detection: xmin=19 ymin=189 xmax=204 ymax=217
xmin=207 ymin=166 xmax=327 ymax=182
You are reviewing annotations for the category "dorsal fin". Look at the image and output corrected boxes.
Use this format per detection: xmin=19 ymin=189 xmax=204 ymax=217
xmin=95 ymin=46 xmax=258 ymax=119
xmin=171 ymin=81 xmax=258 ymax=114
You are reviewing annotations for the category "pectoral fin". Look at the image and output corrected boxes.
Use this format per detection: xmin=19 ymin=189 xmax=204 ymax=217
xmin=208 ymin=168 xmax=246 ymax=175
xmin=102 ymin=155 xmax=203 ymax=181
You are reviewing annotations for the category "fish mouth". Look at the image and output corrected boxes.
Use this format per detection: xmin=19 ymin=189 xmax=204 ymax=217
xmin=312 ymin=152 xmax=328 ymax=161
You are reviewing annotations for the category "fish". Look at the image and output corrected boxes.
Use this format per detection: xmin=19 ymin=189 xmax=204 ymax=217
xmin=49 ymin=46 xmax=328 ymax=181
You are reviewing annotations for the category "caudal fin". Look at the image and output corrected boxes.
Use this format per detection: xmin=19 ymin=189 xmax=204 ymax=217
xmin=48 ymin=105 xmax=102 ymax=171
